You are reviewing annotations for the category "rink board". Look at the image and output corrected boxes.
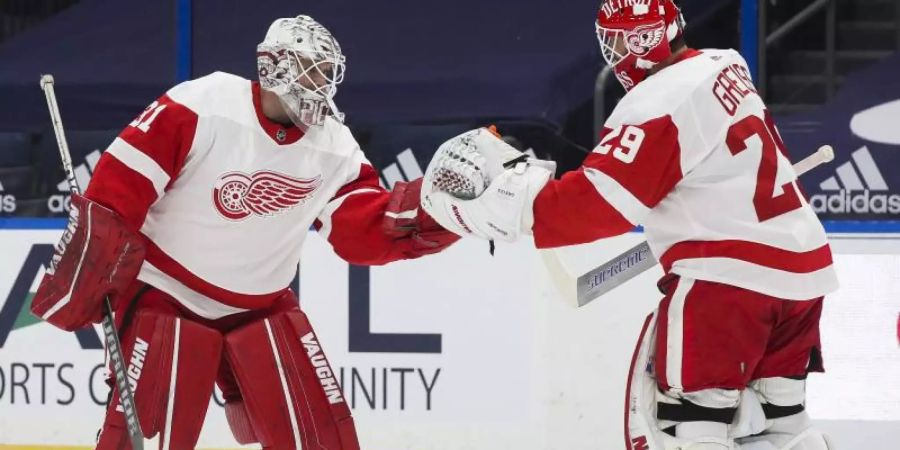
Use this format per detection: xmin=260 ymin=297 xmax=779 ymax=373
xmin=0 ymin=225 xmax=898 ymax=449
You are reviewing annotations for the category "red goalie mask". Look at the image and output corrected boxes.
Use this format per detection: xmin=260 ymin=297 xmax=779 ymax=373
xmin=596 ymin=0 xmax=686 ymax=91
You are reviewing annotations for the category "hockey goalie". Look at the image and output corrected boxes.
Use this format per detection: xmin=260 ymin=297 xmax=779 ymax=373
xmin=419 ymin=1 xmax=838 ymax=449
xmin=30 ymin=15 xmax=458 ymax=450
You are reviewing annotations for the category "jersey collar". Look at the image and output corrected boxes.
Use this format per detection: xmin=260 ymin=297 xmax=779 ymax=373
xmin=671 ymin=48 xmax=702 ymax=66
xmin=252 ymin=81 xmax=305 ymax=145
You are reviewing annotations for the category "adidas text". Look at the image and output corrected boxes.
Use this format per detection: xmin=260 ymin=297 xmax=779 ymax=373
xmin=810 ymin=190 xmax=900 ymax=215
xmin=0 ymin=195 xmax=15 ymax=214
xmin=0 ymin=182 xmax=15 ymax=214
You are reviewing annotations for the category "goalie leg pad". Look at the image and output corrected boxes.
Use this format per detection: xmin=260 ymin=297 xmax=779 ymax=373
xmin=738 ymin=378 xmax=833 ymax=450
xmin=625 ymin=311 xmax=666 ymax=450
xmin=738 ymin=411 xmax=833 ymax=450
xmin=224 ymin=307 xmax=359 ymax=450
xmin=626 ymin=315 xmax=741 ymax=449
xmin=96 ymin=305 xmax=223 ymax=450
xmin=751 ymin=377 xmax=808 ymax=419
xmin=217 ymin=356 xmax=258 ymax=445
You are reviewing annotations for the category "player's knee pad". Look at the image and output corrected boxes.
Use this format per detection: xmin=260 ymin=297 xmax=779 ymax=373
xmin=96 ymin=309 xmax=223 ymax=450
xmin=224 ymin=308 xmax=359 ymax=450
xmin=750 ymin=377 xmax=807 ymax=419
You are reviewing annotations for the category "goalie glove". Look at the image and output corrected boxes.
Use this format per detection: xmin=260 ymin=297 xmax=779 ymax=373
xmin=421 ymin=127 xmax=555 ymax=242
xmin=30 ymin=194 xmax=146 ymax=331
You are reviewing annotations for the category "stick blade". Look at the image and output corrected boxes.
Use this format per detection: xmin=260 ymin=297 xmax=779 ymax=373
xmin=575 ymin=241 xmax=657 ymax=307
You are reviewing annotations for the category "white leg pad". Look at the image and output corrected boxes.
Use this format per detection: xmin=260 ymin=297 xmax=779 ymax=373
xmin=625 ymin=312 xmax=740 ymax=450
xmin=750 ymin=377 xmax=807 ymax=407
xmin=737 ymin=412 xmax=834 ymax=450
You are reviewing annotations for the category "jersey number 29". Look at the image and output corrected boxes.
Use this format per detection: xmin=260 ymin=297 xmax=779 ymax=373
xmin=726 ymin=113 xmax=802 ymax=222
xmin=596 ymin=125 xmax=645 ymax=164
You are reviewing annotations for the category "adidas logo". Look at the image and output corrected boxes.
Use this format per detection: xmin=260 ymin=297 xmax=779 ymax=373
xmin=380 ymin=148 xmax=424 ymax=188
xmin=48 ymin=149 xmax=102 ymax=213
xmin=56 ymin=149 xmax=101 ymax=192
xmin=809 ymin=146 xmax=900 ymax=215
xmin=0 ymin=180 xmax=16 ymax=213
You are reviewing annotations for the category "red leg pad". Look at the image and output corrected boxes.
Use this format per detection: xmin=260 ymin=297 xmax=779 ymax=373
xmin=224 ymin=308 xmax=359 ymax=450
xmin=97 ymin=309 xmax=223 ymax=450
xmin=218 ymin=356 xmax=258 ymax=445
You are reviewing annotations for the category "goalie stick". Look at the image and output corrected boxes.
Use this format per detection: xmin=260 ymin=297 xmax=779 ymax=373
xmin=40 ymin=75 xmax=145 ymax=449
xmin=545 ymin=145 xmax=835 ymax=308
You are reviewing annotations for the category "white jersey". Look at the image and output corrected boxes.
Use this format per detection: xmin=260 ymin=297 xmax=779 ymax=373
xmin=532 ymin=49 xmax=838 ymax=300
xmin=86 ymin=72 xmax=408 ymax=319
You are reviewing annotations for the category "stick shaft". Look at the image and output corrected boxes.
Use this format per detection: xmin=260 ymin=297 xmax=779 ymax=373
xmin=40 ymin=75 xmax=144 ymax=449
xmin=792 ymin=145 xmax=834 ymax=177
xmin=40 ymin=76 xmax=80 ymax=195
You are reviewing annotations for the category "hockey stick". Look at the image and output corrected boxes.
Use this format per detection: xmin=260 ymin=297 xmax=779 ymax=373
xmin=544 ymin=145 xmax=836 ymax=308
xmin=40 ymin=75 xmax=144 ymax=449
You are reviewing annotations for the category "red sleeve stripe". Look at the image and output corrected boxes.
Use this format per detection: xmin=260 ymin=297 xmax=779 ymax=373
xmin=385 ymin=209 xmax=417 ymax=220
xmin=660 ymin=240 xmax=833 ymax=274
xmin=106 ymin=137 xmax=171 ymax=196
xmin=583 ymin=168 xmax=652 ymax=224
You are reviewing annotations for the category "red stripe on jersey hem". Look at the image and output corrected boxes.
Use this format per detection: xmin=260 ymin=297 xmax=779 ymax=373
xmin=659 ymin=240 xmax=833 ymax=274
xmin=144 ymin=239 xmax=288 ymax=309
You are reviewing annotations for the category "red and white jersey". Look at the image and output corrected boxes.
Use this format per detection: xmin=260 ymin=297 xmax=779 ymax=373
xmin=533 ymin=49 xmax=838 ymax=300
xmin=86 ymin=72 xmax=414 ymax=319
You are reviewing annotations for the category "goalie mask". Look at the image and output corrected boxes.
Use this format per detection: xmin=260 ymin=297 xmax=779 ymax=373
xmin=597 ymin=0 xmax=686 ymax=91
xmin=257 ymin=15 xmax=346 ymax=129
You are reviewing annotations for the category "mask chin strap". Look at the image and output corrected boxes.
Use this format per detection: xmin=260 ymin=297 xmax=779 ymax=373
xmin=325 ymin=97 xmax=344 ymax=123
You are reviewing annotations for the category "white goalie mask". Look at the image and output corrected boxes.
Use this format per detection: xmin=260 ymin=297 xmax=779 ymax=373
xmin=257 ymin=15 xmax=346 ymax=129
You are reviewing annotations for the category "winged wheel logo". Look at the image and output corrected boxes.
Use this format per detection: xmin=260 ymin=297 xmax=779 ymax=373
xmin=213 ymin=170 xmax=322 ymax=221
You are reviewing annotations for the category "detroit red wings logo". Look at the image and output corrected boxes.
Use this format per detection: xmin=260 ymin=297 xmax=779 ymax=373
xmin=626 ymin=21 xmax=666 ymax=56
xmin=213 ymin=170 xmax=322 ymax=221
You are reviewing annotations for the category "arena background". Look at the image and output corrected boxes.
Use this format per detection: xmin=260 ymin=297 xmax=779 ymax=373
xmin=0 ymin=0 xmax=898 ymax=449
